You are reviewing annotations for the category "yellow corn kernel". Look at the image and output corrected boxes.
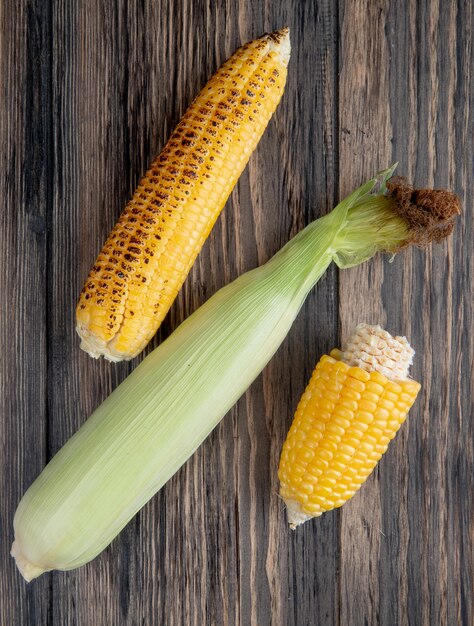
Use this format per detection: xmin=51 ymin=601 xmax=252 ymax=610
xmin=349 ymin=367 xmax=371 ymax=382
xmin=278 ymin=324 xmax=421 ymax=528
xmin=346 ymin=377 xmax=366 ymax=393
xmin=76 ymin=29 xmax=290 ymax=362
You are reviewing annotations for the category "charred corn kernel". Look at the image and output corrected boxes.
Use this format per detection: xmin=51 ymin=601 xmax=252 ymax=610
xmin=278 ymin=324 xmax=421 ymax=528
xmin=76 ymin=29 xmax=290 ymax=362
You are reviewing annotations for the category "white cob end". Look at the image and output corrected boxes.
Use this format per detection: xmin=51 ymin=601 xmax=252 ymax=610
xmin=284 ymin=498 xmax=314 ymax=529
xmin=76 ymin=322 xmax=131 ymax=362
xmin=340 ymin=324 xmax=415 ymax=380
xmin=267 ymin=28 xmax=291 ymax=67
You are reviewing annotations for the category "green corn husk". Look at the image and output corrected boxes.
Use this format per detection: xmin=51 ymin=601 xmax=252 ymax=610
xmin=11 ymin=167 xmax=460 ymax=580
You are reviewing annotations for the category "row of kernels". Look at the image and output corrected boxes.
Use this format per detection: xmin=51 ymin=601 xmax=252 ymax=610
xmin=279 ymin=353 xmax=421 ymax=519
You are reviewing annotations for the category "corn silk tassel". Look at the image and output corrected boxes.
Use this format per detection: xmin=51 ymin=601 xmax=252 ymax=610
xmin=12 ymin=167 xmax=460 ymax=580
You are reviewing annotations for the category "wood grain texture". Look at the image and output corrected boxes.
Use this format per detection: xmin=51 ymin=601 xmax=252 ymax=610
xmin=0 ymin=2 xmax=51 ymax=624
xmin=338 ymin=2 xmax=473 ymax=626
xmin=0 ymin=1 xmax=472 ymax=625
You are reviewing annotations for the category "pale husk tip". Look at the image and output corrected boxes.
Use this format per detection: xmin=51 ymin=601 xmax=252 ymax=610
xmin=11 ymin=540 xmax=49 ymax=582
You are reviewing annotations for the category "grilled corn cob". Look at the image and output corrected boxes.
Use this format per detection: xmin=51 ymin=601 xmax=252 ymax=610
xmin=278 ymin=324 xmax=421 ymax=528
xmin=76 ymin=29 xmax=290 ymax=362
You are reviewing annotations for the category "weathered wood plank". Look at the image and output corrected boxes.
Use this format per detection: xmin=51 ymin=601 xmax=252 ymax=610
xmin=0 ymin=1 xmax=51 ymax=624
xmin=270 ymin=3 xmax=341 ymax=625
xmin=338 ymin=1 xmax=473 ymax=626
xmin=337 ymin=2 xmax=392 ymax=624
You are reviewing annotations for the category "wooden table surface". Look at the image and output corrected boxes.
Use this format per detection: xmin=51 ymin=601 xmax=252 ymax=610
xmin=1 ymin=1 xmax=472 ymax=624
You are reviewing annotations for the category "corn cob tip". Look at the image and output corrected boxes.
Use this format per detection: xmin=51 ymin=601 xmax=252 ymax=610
xmin=76 ymin=322 xmax=126 ymax=362
xmin=266 ymin=28 xmax=291 ymax=66
xmin=283 ymin=498 xmax=314 ymax=529
xmin=339 ymin=324 xmax=415 ymax=380
xmin=11 ymin=540 xmax=47 ymax=582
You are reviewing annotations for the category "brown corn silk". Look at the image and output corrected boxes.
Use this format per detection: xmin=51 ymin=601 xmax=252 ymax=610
xmin=387 ymin=177 xmax=461 ymax=247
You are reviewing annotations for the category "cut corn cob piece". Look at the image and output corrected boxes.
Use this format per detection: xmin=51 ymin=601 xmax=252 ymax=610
xmin=278 ymin=324 xmax=421 ymax=528
xmin=76 ymin=29 xmax=290 ymax=362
